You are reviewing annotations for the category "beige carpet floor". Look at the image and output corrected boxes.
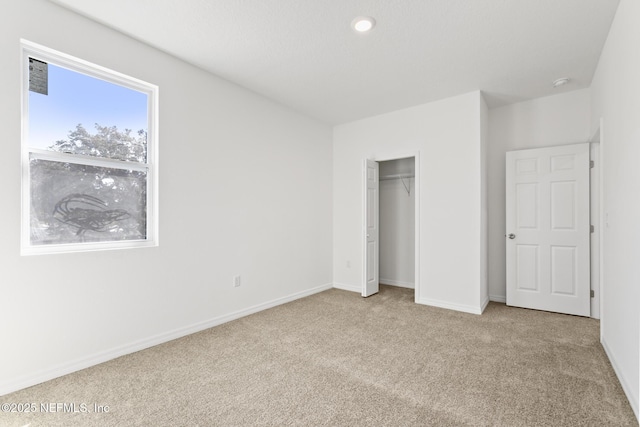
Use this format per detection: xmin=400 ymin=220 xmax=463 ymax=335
xmin=1 ymin=285 xmax=637 ymax=426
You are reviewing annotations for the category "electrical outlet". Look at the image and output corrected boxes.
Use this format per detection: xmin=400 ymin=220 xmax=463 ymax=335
xmin=233 ymin=275 xmax=241 ymax=287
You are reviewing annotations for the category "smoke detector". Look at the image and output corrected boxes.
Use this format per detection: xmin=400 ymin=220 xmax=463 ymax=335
xmin=553 ymin=77 xmax=570 ymax=88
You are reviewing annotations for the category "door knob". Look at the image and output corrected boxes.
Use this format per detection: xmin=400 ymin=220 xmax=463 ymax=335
xmin=508 ymin=233 xmax=516 ymax=239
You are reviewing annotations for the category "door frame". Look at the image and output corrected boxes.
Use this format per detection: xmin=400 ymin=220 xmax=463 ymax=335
xmin=590 ymin=121 xmax=604 ymax=323
xmin=362 ymin=151 xmax=421 ymax=303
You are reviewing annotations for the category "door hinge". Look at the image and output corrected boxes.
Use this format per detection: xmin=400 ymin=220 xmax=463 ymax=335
xmin=590 ymin=290 xmax=595 ymax=298
xmin=590 ymin=225 xmax=595 ymax=233
xmin=590 ymin=160 xmax=595 ymax=169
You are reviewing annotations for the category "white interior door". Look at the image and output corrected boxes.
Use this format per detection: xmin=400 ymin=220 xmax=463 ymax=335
xmin=506 ymin=143 xmax=590 ymax=316
xmin=363 ymin=159 xmax=379 ymax=297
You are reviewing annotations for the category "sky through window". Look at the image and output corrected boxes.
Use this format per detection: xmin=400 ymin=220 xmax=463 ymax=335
xmin=28 ymin=63 xmax=148 ymax=150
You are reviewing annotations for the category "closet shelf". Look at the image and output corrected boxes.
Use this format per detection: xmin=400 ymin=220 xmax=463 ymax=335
xmin=379 ymin=173 xmax=415 ymax=181
xmin=379 ymin=173 xmax=414 ymax=195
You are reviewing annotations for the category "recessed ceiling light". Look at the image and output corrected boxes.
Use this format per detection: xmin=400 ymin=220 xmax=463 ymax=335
xmin=352 ymin=16 xmax=376 ymax=33
xmin=553 ymin=77 xmax=570 ymax=88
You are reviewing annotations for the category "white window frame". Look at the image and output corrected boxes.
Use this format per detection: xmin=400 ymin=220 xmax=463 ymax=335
xmin=21 ymin=40 xmax=159 ymax=255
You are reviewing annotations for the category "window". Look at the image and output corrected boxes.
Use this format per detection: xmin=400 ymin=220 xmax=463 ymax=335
xmin=21 ymin=40 xmax=158 ymax=255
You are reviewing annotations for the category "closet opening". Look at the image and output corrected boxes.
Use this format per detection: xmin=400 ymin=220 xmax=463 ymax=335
xmin=379 ymin=157 xmax=416 ymax=294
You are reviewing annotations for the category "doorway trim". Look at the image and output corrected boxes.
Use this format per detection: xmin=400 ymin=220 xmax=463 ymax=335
xmin=590 ymin=121 xmax=604 ymax=323
xmin=362 ymin=151 xmax=421 ymax=303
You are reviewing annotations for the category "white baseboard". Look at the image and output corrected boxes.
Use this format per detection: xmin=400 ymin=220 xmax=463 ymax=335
xmin=417 ymin=297 xmax=483 ymax=315
xmin=333 ymin=282 xmax=361 ymax=293
xmin=489 ymin=294 xmax=506 ymax=303
xmin=0 ymin=282 xmax=333 ymax=397
xmin=601 ymin=336 xmax=639 ymax=421
xmin=480 ymin=296 xmax=490 ymax=313
xmin=379 ymin=278 xmax=415 ymax=289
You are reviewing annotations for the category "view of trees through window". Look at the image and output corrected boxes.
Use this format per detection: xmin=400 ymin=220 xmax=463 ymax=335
xmin=30 ymin=124 xmax=148 ymax=245
xmin=26 ymin=55 xmax=152 ymax=248
xmin=50 ymin=123 xmax=147 ymax=163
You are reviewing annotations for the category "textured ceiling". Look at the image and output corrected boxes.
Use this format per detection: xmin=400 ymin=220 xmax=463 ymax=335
xmin=50 ymin=0 xmax=619 ymax=125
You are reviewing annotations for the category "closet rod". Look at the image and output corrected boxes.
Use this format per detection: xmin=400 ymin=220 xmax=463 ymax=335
xmin=379 ymin=173 xmax=415 ymax=181
xmin=380 ymin=173 xmax=414 ymax=195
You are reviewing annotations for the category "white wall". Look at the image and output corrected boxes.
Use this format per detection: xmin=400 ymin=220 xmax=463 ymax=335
xmin=0 ymin=0 xmax=333 ymax=395
xmin=379 ymin=159 xmax=415 ymax=288
xmin=333 ymin=91 xmax=487 ymax=314
xmin=590 ymin=0 xmax=640 ymax=417
xmin=487 ymin=89 xmax=591 ymax=302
